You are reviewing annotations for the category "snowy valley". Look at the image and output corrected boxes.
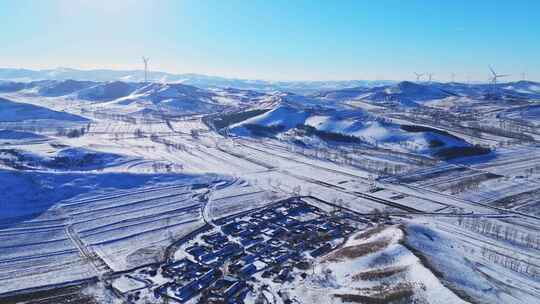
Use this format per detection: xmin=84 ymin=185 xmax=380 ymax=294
xmin=0 ymin=74 xmax=539 ymax=304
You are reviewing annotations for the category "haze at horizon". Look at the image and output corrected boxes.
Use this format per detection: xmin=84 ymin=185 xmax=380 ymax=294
xmin=1 ymin=0 xmax=539 ymax=82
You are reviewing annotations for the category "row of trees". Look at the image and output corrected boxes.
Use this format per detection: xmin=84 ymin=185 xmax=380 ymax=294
xmin=481 ymin=247 xmax=539 ymax=278
xmin=524 ymin=164 xmax=540 ymax=177
xmin=393 ymin=107 xmax=535 ymax=144
xmin=149 ymin=134 xmax=189 ymax=152
xmin=439 ymin=174 xmax=494 ymax=194
xmin=467 ymin=121 xmax=535 ymax=142
xmin=151 ymin=162 xmax=183 ymax=173
xmin=83 ymin=109 xmax=137 ymax=124
xmin=498 ymin=118 xmax=540 ymax=135
xmin=457 ymin=217 xmax=540 ymax=250
xmin=56 ymin=125 xmax=90 ymax=138
xmin=287 ymin=143 xmax=410 ymax=176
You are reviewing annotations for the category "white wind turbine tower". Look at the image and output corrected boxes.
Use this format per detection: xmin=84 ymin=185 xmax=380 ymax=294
xmin=414 ymin=72 xmax=424 ymax=82
xmin=451 ymin=72 xmax=456 ymax=83
xmin=427 ymin=73 xmax=434 ymax=83
xmin=142 ymin=56 xmax=150 ymax=83
xmin=521 ymin=72 xmax=527 ymax=81
xmin=489 ymin=66 xmax=509 ymax=84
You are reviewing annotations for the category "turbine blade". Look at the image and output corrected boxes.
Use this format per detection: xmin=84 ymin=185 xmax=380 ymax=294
xmin=489 ymin=66 xmax=496 ymax=76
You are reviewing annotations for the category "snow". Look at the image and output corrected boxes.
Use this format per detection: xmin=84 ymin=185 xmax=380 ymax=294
xmin=0 ymin=169 xmax=224 ymax=292
xmin=232 ymin=105 xmax=311 ymax=131
xmin=0 ymin=68 xmax=396 ymax=93
xmin=1 ymin=77 xmax=539 ymax=303
xmin=501 ymin=104 xmax=540 ymax=126
xmin=0 ymin=96 xmax=88 ymax=122
xmin=0 ymin=129 xmax=45 ymax=140
xmin=0 ymin=169 xmax=210 ymax=221
xmin=76 ymin=81 xmax=138 ymax=101
xmin=231 ymin=103 xmax=470 ymax=156
xmin=111 ymin=276 xmax=146 ymax=293
xmin=250 ymin=225 xmax=469 ymax=304
xmin=405 ymin=219 xmax=540 ymax=304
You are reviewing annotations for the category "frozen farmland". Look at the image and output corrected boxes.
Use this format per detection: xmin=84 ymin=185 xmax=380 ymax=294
xmin=0 ymin=75 xmax=539 ymax=304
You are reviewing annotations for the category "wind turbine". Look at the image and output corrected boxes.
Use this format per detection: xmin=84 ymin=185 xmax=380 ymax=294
xmin=414 ymin=72 xmax=424 ymax=82
xmin=142 ymin=56 xmax=150 ymax=83
xmin=521 ymin=72 xmax=527 ymax=81
xmin=489 ymin=66 xmax=509 ymax=84
xmin=451 ymin=72 xmax=456 ymax=83
xmin=427 ymin=73 xmax=434 ymax=83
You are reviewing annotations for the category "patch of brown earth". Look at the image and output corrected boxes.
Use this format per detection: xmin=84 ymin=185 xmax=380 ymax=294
xmin=352 ymin=266 xmax=408 ymax=281
xmin=324 ymin=238 xmax=391 ymax=262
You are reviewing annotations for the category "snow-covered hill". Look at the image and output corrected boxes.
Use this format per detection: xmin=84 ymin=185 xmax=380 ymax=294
xmin=103 ymin=82 xmax=223 ymax=115
xmin=317 ymin=81 xmax=457 ymax=107
xmin=229 ymin=96 xmax=472 ymax=156
xmin=0 ymin=80 xmax=278 ymax=116
xmin=318 ymin=80 xmax=540 ymax=106
xmin=0 ymin=146 xmax=130 ymax=171
xmin=0 ymin=130 xmax=46 ymax=141
xmin=0 ymin=67 xmax=394 ymax=93
xmin=35 ymin=80 xmax=97 ymax=97
xmin=75 ymin=81 xmax=140 ymax=101
xmin=432 ymin=81 xmax=540 ymax=100
xmin=0 ymin=97 xmax=88 ymax=122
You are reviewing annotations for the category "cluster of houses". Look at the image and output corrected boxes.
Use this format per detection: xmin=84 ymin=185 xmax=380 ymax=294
xmin=151 ymin=198 xmax=362 ymax=303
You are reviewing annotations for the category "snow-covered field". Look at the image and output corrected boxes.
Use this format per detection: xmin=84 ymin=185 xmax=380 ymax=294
xmin=0 ymin=79 xmax=539 ymax=303
xmin=405 ymin=217 xmax=540 ymax=303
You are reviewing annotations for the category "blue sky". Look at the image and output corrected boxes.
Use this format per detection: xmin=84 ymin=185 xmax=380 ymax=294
xmin=1 ymin=0 xmax=538 ymax=81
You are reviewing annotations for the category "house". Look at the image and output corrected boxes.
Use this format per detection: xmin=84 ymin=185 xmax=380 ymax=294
xmin=187 ymin=245 xmax=210 ymax=260
xmin=205 ymin=276 xmax=238 ymax=303
xmin=224 ymin=281 xmax=247 ymax=298
xmin=274 ymin=253 xmax=290 ymax=264
xmin=269 ymin=227 xmax=287 ymax=237
xmin=239 ymin=264 xmax=257 ymax=277
xmin=202 ymin=232 xmax=228 ymax=246
xmin=274 ymin=267 xmax=293 ymax=283
xmin=162 ymin=258 xmax=200 ymax=277
xmin=240 ymin=236 xmax=263 ymax=247
xmin=238 ymin=229 xmax=257 ymax=238
xmin=200 ymin=251 xmax=219 ymax=263
xmin=194 ymin=269 xmax=220 ymax=291
xmin=174 ymin=281 xmax=198 ymax=302
xmin=268 ymin=239 xmax=282 ymax=247
xmin=222 ymin=222 xmax=243 ymax=235
xmin=310 ymin=243 xmax=333 ymax=257
xmin=218 ymin=243 xmax=242 ymax=258
xmin=246 ymin=243 xmax=266 ymax=255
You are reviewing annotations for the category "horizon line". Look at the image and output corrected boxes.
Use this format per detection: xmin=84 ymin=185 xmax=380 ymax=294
xmin=0 ymin=66 xmax=536 ymax=84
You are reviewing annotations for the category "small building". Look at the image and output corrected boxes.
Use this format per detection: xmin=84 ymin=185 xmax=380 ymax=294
xmin=239 ymin=263 xmax=257 ymax=277
xmin=187 ymin=245 xmax=210 ymax=260
xmin=162 ymin=258 xmax=199 ymax=277
xmin=310 ymin=243 xmax=333 ymax=257
xmin=274 ymin=267 xmax=293 ymax=283
xmin=202 ymin=232 xmax=228 ymax=246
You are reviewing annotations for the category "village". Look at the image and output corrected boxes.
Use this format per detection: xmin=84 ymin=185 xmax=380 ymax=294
xmin=109 ymin=198 xmax=370 ymax=303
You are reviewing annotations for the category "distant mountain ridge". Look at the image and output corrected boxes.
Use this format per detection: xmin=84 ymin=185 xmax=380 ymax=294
xmin=0 ymin=67 xmax=394 ymax=94
xmin=316 ymin=80 xmax=540 ymax=106
xmin=0 ymin=79 xmax=278 ymax=116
